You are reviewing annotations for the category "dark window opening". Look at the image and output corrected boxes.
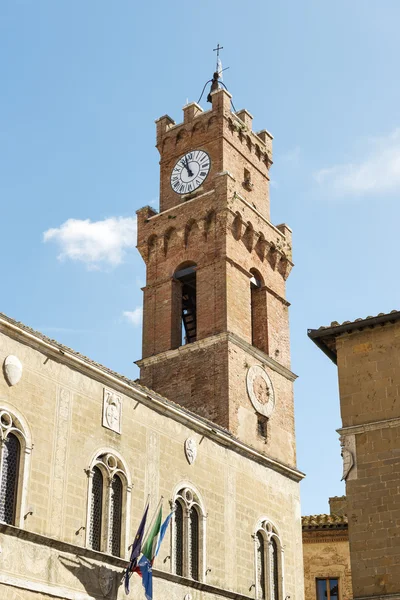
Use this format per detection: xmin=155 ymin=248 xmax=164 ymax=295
xmin=174 ymin=500 xmax=184 ymax=576
xmin=109 ymin=475 xmax=122 ymax=556
xmin=0 ymin=433 xmax=20 ymax=525
xmin=257 ymin=415 xmax=268 ymax=440
xmin=189 ymin=506 xmax=199 ymax=580
xmin=250 ymin=272 xmax=262 ymax=347
xmin=175 ymin=265 xmax=197 ymax=345
xmin=89 ymin=466 xmax=103 ymax=551
xmin=271 ymin=537 xmax=279 ymax=600
xmin=256 ymin=531 xmax=266 ymax=599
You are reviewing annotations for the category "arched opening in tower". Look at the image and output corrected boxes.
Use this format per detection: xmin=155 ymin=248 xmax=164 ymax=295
xmin=174 ymin=263 xmax=197 ymax=345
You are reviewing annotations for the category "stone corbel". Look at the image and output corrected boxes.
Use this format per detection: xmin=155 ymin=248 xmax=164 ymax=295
xmin=242 ymin=224 xmax=255 ymax=252
xmin=232 ymin=213 xmax=244 ymax=241
xmin=278 ymin=256 xmax=294 ymax=281
xmin=267 ymin=245 xmax=281 ymax=270
xmin=255 ymin=236 xmax=267 ymax=262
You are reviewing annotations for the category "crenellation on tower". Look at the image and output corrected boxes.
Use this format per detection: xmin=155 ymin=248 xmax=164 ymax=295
xmin=137 ymin=81 xmax=296 ymax=466
xmin=235 ymin=108 xmax=254 ymax=130
xmin=155 ymin=114 xmax=176 ymax=144
xmin=183 ymin=101 xmax=204 ymax=123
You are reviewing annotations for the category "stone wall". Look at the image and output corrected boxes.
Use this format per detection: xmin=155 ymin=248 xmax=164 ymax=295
xmin=0 ymin=321 xmax=304 ymax=600
xmin=335 ymin=322 xmax=400 ymax=598
xmin=302 ymin=532 xmax=352 ymax=600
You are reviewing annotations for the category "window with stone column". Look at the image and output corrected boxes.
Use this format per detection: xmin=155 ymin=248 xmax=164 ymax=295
xmin=254 ymin=519 xmax=284 ymax=600
xmin=0 ymin=407 xmax=32 ymax=527
xmin=171 ymin=486 xmax=206 ymax=581
xmin=86 ymin=451 xmax=131 ymax=558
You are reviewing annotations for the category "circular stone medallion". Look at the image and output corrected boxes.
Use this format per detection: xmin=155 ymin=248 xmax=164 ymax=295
xmin=246 ymin=365 xmax=275 ymax=418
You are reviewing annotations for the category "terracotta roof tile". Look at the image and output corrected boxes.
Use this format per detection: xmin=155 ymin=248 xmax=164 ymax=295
xmin=308 ymin=310 xmax=400 ymax=364
xmin=302 ymin=514 xmax=348 ymax=530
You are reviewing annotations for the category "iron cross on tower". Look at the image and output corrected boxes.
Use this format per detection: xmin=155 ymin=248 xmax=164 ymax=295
xmin=213 ymin=43 xmax=223 ymax=70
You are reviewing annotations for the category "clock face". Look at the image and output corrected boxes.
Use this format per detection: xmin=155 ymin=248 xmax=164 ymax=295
xmin=170 ymin=150 xmax=211 ymax=195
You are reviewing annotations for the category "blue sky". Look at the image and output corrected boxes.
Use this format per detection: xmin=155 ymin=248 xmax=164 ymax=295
xmin=2 ymin=0 xmax=400 ymax=516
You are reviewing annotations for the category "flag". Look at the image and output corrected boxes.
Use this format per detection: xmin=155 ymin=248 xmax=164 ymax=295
xmin=142 ymin=505 xmax=162 ymax=561
xmin=137 ymin=511 xmax=173 ymax=600
xmin=155 ymin=511 xmax=174 ymax=558
xmin=124 ymin=501 xmax=149 ymax=595
xmin=137 ymin=555 xmax=153 ymax=600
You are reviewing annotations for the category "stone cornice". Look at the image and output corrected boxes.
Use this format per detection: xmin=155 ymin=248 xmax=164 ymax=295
xmin=0 ymin=314 xmax=304 ymax=483
xmin=0 ymin=523 xmax=255 ymax=600
xmin=137 ymin=330 xmax=297 ymax=382
xmin=144 ymin=188 xmax=216 ymax=220
xmin=302 ymin=536 xmax=349 ymax=544
xmin=153 ymin=569 xmax=255 ymax=600
xmin=337 ymin=416 xmax=400 ymax=436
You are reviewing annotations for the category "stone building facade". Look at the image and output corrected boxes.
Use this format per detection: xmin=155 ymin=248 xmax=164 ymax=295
xmin=0 ymin=86 xmax=305 ymax=600
xmin=309 ymin=311 xmax=400 ymax=600
xmin=302 ymin=497 xmax=352 ymax=600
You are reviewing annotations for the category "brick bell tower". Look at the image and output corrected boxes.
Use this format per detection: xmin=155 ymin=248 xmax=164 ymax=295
xmin=136 ymin=84 xmax=297 ymax=467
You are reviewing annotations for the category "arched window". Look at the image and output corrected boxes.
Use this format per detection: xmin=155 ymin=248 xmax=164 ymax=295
xmin=174 ymin=500 xmax=184 ymax=576
xmin=86 ymin=451 xmax=131 ymax=558
xmin=172 ymin=486 xmax=205 ymax=581
xmin=189 ymin=506 xmax=199 ymax=580
xmin=109 ymin=474 xmax=122 ymax=556
xmin=0 ymin=433 xmax=20 ymax=524
xmin=89 ymin=466 xmax=103 ymax=551
xmin=257 ymin=531 xmax=266 ymax=599
xmin=0 ymin=407 xmax=32 ymax=527
xmin=173 ymin=263 xmax=197 ymax=347
xmin=254 ymin=519 xmax=284 ymax=600
xmin=250 ymin=269 xmax=268 ymax=355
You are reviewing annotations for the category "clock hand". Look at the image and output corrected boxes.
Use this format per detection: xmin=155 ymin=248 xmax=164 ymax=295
xmin=184 ymin=155 xmax=194 ymax=178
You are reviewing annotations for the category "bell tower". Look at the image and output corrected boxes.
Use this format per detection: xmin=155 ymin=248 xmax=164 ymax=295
xmin=136 ymin=84 xmax=297 ymax=467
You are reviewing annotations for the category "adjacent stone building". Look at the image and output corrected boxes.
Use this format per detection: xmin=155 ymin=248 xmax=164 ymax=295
xmin=0 ymin=84 xmax=305 ymax=600
xmin=302 ymin=497 xmax=352 ymax=600
xmin=309 ymin=311 xmax=400 ymax=600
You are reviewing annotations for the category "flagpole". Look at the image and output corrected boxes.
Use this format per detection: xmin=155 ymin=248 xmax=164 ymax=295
xmin=142 ymin=495 xmax=163 ymax=547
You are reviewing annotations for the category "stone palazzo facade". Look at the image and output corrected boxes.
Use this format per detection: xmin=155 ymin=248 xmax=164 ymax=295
xmin=0 ymin=87 xmax=305 ymax=600
xmin=309 ymin=311 xmax=400 ymax=600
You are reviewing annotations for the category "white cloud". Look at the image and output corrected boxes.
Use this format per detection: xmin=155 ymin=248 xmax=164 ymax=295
xmin=314 ymin=128 xmax=400 ymax=196
xmin=43 ymin=216 xmax=137 ymax=269
xmin=123 ymin=307 xmax=142 ymax=327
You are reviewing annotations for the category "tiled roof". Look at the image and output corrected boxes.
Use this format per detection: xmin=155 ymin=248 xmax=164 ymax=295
xmin=308 ymin=309 xmax=400 ymax=364
xmin=302 ymin=514 xmax=348 ymax=530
